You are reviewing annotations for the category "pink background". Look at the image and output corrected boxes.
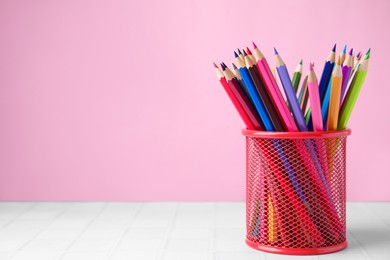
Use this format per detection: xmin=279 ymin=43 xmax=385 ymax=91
xmin=0 ymin=0 xmax=388 ymax=201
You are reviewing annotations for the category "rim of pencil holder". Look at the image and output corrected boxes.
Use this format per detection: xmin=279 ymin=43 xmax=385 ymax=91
xmin=242 ymin=128 xmax=351 ymax=139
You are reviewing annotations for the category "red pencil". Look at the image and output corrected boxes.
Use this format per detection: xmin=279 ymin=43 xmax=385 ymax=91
xmin=222 ymin=65 xmax=264 ymax=130
xmin=214 ymin=63 xmax=262 ymax=130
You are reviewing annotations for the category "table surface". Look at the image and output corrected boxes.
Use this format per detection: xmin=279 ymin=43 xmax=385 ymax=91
xmin=0 ymin=202 xmax=389 ymax=260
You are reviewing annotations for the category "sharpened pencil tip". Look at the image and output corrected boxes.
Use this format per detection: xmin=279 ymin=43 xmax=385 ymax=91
xmin=222 ymin=62 xmax=227 ymax=67
xmin=300 ymin=59 xmax=303 ymax=65
xmin=332 ymin=44 xmax=336 ymax=52
xmin=232 ymin=63 xmax=237 ymax=70
xmin=364 ymin=48 xmax=371 ymax=60
xmin=309 ymin=63 xmax=314 ymax=71
xmin=356 ymin=51 xmax=361 ymax=58
xmin=237 ymin=49 xmax=243 ymax=55
xmin=252 ymin=41 xmax=257 ymax=49
xmin=336 ymin=56 xmax=341 ymax=65
xmin=342 ymin=45 xmax=347 ymax=54
xmin=274 ymin=47 xmax=278 ymax=55
xmin=234 ymin=51 xmax=239 ymax=58
xmin=246 ymin=47 xmax=252 ymax=55
xmin=213 ymin=62 xmax=218 ymax=68
xmin=349 ymin=48 xmax=353 ymax=56
xmin=242 ymin=49 xmax=247 ymax=56
xmin=220 ymin=63 xmax=225 ymax=70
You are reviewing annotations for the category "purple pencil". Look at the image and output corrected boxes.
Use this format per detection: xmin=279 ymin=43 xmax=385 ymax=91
xmin=274 ymin=48 xmax=308 ymax=132
xmin=340 ymin=48 xmax=353 ymax=105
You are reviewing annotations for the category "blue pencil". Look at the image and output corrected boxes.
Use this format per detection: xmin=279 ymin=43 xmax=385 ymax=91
xmin=274 ymin=48 xmax=308 ymax=132
xmin=319 ymin=44 xmax=336 ymax=104
xmin=321 ymin=75 xmax=333 ymax=130
xmin=235 ymin=52 xmax=274 ymax=131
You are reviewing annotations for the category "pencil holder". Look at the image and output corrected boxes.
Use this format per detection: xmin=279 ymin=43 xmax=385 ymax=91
xmin=242 ymin=129 xmax=351 ymax=255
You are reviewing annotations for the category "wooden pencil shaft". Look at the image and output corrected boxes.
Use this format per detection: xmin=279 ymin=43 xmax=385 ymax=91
xmin=300 ymin=77 xmax=309 ymax=114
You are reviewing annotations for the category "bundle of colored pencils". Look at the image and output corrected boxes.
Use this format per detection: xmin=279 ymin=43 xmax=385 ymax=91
xmin=214 ymin=43 xmax=370 ymax=246
xmin=214 ymin=43 xmax=370 ymax=132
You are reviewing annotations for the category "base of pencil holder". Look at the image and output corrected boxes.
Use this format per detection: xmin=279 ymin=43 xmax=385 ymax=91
xmin=246 ymin=239 xmax=348 ymax=255
xmin=242 ymin=128 xmax=351 ymax=255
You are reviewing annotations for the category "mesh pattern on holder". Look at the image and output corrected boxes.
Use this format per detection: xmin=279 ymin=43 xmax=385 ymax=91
xmin=245 ymin=133 xmax=347 ymax=251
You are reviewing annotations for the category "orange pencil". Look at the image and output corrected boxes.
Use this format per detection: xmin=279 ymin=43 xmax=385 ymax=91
xmin=327 ymin=57 xmax=343 ymax=130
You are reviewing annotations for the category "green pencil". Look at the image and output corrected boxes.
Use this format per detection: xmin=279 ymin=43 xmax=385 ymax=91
xmin=305 ymin=108 xmax=311 ymax=124
xmin=292 ymin=60 xmax=303 ymax=93
xmin=338 ymin=50 xmax=370 ymax=130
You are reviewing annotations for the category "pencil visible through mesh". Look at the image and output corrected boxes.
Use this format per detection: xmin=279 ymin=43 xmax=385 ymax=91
xmin=246 ymin=136 xmax=347 ymax=248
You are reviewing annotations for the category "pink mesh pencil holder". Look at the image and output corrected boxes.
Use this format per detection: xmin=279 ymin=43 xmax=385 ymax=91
xmin=242 ymin=128 xmax=351 ymax=255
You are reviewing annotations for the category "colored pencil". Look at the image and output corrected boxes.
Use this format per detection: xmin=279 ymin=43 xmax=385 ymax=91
xmin=353 ymin=51 xmax=362 ymax=70
xmin=267 ymin=193 xmax=277 ymax=242
xmin=232 ymin=63 xmax=242 ymax=80
xmin=321 ymin=77 xmax=333 ymax=130
xmin=252 ymin=42 xmax=298 ymax=132
xmin=340 ymin=44 xmax=347 ymax=64
xmin=350 ymin=51 xmax=362 ymax=78
xmin=232 ymin=63 xmax=251 ymax=101
xmin=235 ymin=52 xmax=275 ymax=131
xmin=292 ymin=60 xmax=303 ymax=93
xmin=214 ymin=63 xmax=259 ymax=130
xmin=274 ymin=48 xmax=308 ymax=131
xmin=307 ymin=45 xmax=336 ymax=130
xmin=237 ymin=49 xmax=245 ymax=63
xmin=272 ymin=67 xmax=287 ymax=103
xmin=328 ymin=57 xmax=343 ymax=131
xmin=297 ymin=63 xmax=311 ymax=102
xmin=299 ymin=75 xmax=309 ymax=113
xmin=340 ymin=49 xmax=353 ymax=105
xmin=308 ymin=63 xmax=323 ymax=132
xmin=305 ymin=108 xmax=311 ymax=124
xmin=222 ymin=65 xmax=264 ymax=130
xmin=319 ymin=44 xmax=336 ymax=104
xmin=341 ymin=62 xmax=360 ymax=109
xmin=338 ymin=50 xmax=370 ymax=130
xmin=244 ymin=50 xmax=285 ymax=131
xmin=271 ymin=67 xmax=277 ymax=80
xmin=246 ymin=47 xmax=257 ymax=65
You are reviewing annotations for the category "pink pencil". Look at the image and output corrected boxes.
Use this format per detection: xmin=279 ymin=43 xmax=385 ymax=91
xmin=252 ymin=42 xmax=298 ymax=132
xmin=307 ymin=63 xmax=323 ymax=131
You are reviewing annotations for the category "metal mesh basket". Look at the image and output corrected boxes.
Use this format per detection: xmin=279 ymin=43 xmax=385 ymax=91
xmin=243 ymin=129 xmax=351 ymax=255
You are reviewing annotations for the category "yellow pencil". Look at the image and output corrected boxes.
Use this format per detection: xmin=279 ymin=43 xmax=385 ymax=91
xmin=327 ymin=57 xmax=343 ymax=130
xmin=267 ymin=193 xmax=277 ymax=242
